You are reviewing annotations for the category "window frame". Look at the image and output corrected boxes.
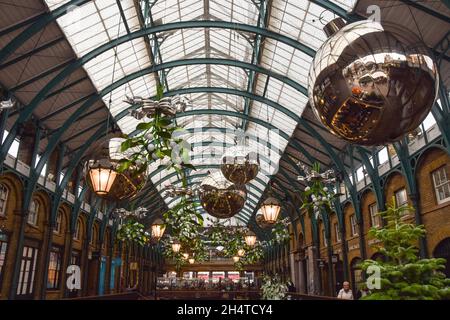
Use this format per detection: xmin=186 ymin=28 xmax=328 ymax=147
xmin=27 ymin=200 xmax=39 ymax=226
xmin=0 ymin=183 xmax=9 ymax=216
xmin=394 ymin=188 xmax=408 ymax=207
xmin=0 ymin=239 xmax=8 ymax=287
xmin=350 ymin=214 xmax=358 ymax=236
xmin=334 ymin=222 xmax=341 ymax=243
xmin=74 ymin=219 xmax=82 ymax=241
xmin=431 ymin=166 xmax=450 ymax=205
xmin=47 ymin=246 xmax=62 ymax=290
xmin=54 ymin=212 xmax=62 ymax=234
xmin=369 ymin=202 xmax=381 ymax=228
xmin=90 ymin=225 xmax=97 ymax=246
xmin=17 ymin=246 xmax=39 ymax=297
xmin=322 ymin=229 xmax=328 ymax=247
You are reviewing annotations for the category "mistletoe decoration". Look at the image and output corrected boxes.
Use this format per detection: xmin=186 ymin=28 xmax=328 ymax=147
xmin=162 ymin=236 xmax=208 ymax=270
xmin=163 ymin=197 xmax=204 ymax=241
xmin=161 ymin=186 xmax=209 ymax=265
xmin=118 ymin=85 xmax=195 ymax=176
xmin=299 ymin=162 xmax=337 ymax=215
xmin=206 ymin=218 xmax=265 ymax=269
xmin=269 ymin=217 xmax=290 ymax=245
xmin=234 ymin=243 xmax=264 ymax=270
xmin=207 ymin=218 xmax=245 ymax=256
xmin=116 ymin=218 xmax=150 ymax=246
xmin=261 ymin=274 xmax=288 ymax=300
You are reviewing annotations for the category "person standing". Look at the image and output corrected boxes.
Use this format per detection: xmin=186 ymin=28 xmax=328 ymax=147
xmin=337 ymin=281 xmax=354 ymax=300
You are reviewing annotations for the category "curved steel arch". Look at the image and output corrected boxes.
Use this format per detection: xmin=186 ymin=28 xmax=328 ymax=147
xmin=133 ymin=126 xmax=307 ymax=193
xmin=1 ymin=11 xmax=362 ymax=203
xmin=0 ymin=21 xmax=360 ymax=234
xmin=0 ymin=18 xmax=315 ymax=68
xmin=2 ymin=34 xmax=333 ymax=213
xmin=139 ymin=150 xmax=304 ymax=216
xmin=0 ymin=60 xmax=308 ymax=171
xmin=0 ymin=19 xmax=316 ymax=162
xmin=0 ymin=0 xmax=90 ymax=63
xmin=141 ymin=176 xmax=261 ymax=223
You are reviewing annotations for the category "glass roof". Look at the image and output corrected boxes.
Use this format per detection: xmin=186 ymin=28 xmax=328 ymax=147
xmin=44 ymin=0 xmax=356 ymax=222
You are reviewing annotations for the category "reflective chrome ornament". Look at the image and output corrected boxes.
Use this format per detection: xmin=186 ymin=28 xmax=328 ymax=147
xmin=107 ymin=166 xmax=147 ymax=201
xmin=308 ymin=18 xmax=438 ymax=146
xmin=200 ymin=172 xmax=247 ymax=219
xmin=221 ymin=145 xmax=259 ymax=185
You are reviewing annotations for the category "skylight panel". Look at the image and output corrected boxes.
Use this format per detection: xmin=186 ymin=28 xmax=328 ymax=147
xmin=329 ymin=0 xmax=358 ymax=10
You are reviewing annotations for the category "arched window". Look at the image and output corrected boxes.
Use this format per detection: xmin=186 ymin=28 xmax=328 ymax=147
xmin=73 ymin=219 xmax=82 ymax=241
xmin=27 ymin=200 xmax=39 ymax=226
xmin=433 ymin=238 xmax=450 ymax=278
xmin=90 ymin=225 xmax=97 ymax=246
xmin=0 ymin=184 xmax=9 ymax=216
xmin=350 ymin=257 xmax=363 ymax=293
xmin=54 ymin=212 xmax=62 ymax=234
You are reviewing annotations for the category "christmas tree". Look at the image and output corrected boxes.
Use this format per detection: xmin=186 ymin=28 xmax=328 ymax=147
xmin=360 ymin=197 xmax=450 ymax=300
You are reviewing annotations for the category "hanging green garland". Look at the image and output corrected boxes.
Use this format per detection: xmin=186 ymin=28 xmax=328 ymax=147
xmin=116 ymin=218 xmax=150 ymax=246
xmin=163 ymin=197 xmax=203 ymax=241
xmin=234 ymin=243 xmax=264 ymax=270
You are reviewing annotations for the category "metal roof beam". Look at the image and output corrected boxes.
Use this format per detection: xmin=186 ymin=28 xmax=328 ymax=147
xmin=310 ymin=0 xmax=361 ymax=22
xmin=1 ymin=19 xmax=315 ymax=164
xmin=10 ymin=58 xmax=76 ymax=92
xmin=60 ymin=119 xmax=108 ymax=144
xmin=116 ymin=0 xmax=131 ymax=34
xmin=134 ymin=0 xmax=162 ymax=87
xmin=0 ymin=36 xmax=66 ymax=69
xmin=399 ymin=0 xmax=450 ymax=23
xmin=40 ymin=93 xmax=95 ymax=122
xmin=241 ymin=0 xmax=273 ymax=130
xmin=0 ymin=0 xmax=91 ymax=64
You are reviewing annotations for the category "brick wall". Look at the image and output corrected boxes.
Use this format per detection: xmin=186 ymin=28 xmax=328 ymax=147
xmin=282 ymin=148 xmax=450 ymax=296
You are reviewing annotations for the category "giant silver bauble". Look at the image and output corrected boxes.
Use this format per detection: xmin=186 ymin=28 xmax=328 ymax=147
xmin=221 ymin=145 xmax=259 ymax=185
xmin=308 ymin=19 xmax=438 ymax=146
xmin=200 ymin=172 xmax=247 ymax=219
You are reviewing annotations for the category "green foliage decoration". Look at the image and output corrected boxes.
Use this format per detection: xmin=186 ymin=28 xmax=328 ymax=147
xmin=261 ymin=274 xmax=288 ymax=300
xmin=300 ymin=162 xmax=336 ymax=215
xmin=268 ymin=217 xmax=290 ymax=245
xmin=116 ymin=218 xmax=150 ymax=246
xmin=117 ymin=85 xmax=195 ymax=176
